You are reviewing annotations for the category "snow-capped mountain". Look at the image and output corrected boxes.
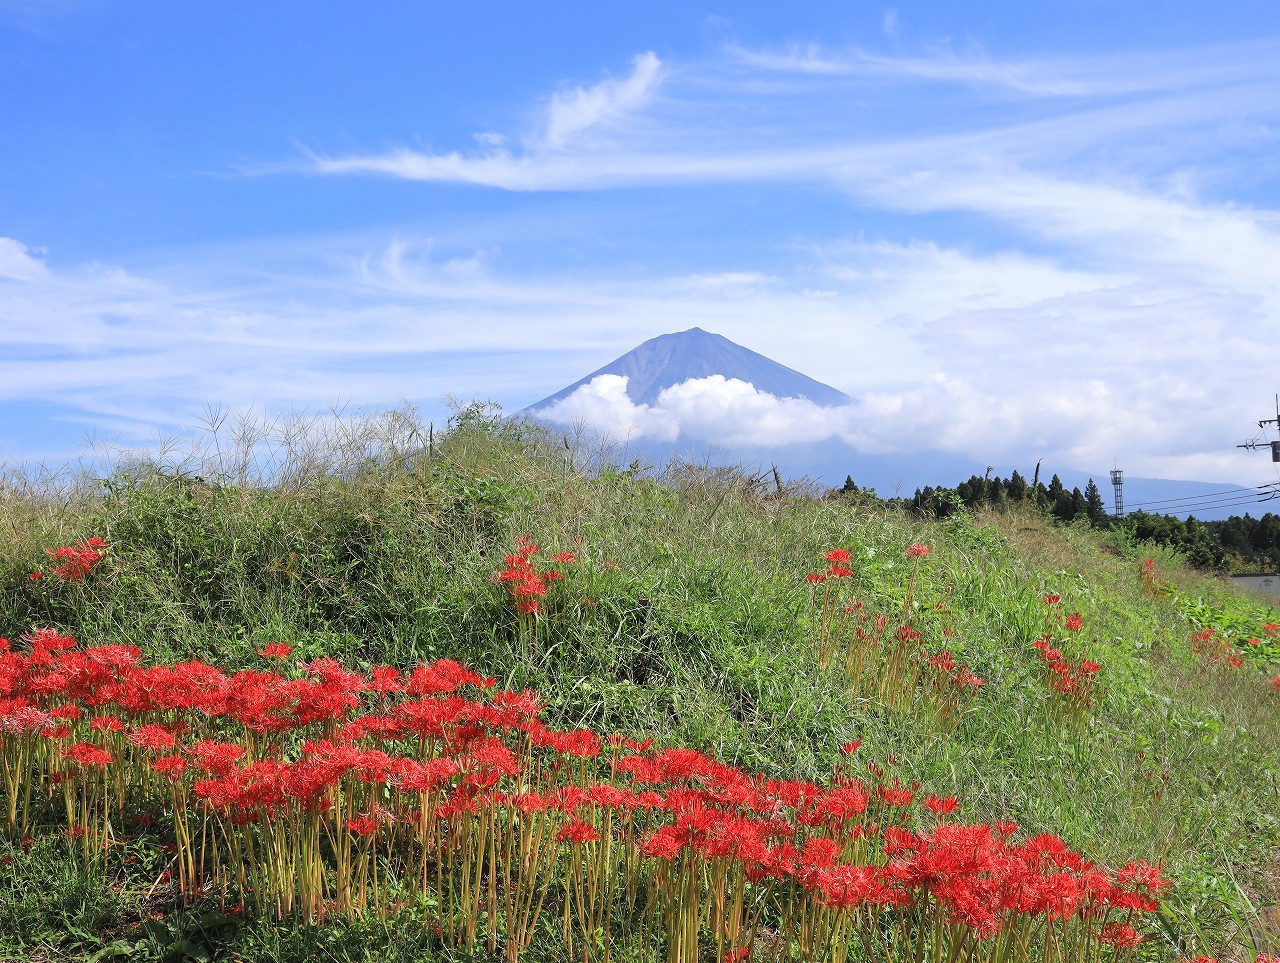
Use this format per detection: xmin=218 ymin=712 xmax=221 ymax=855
xmin=524 ymin=327 xmax=850 ymax=412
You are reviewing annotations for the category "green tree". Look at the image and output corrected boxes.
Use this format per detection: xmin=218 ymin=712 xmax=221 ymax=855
xmin=1084 ymin=479 xmax=1106 ymax=523
xmin=1048 ymin=476 xmax=1076 ymax=522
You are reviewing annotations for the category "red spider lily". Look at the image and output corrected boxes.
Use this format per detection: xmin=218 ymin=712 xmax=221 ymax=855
xmin=1115 ymin=859 xmax=1170 ymax=894
xmin=25 ymin=628 xmax=78 ymax=653
xmin=877 ymin=783 xmax=914 ymax=808
xmin=0 ymin=705 xmax=53 ymax=735
xmin=259 ymin=642 xmax=293 ymax=659
xmin=1189 ymin=627 xmax=1248 ymax=671
xmin=494 ymin=539 xmax=581 ymax=641
xmin=1033 ymin=634 xmax=1101 ymax=718
xmin=923 ymin=795 xmax=959 ymax=816
xmin=530 ymin=726 xmax=602 ymax=758
xmin=1098 ymin=922 xmax=1144 ymax=948
xmin=0 ymin=629 xmax=1172 ymax=958
xmin=1064 ymin=613 xmax=1084 ymax=632
xmin=189 ymin=740 xmax=245 ymax=776
xmin=405 ymin=658 xmax=489 ymax=696
xmin=905 ymin=543 xmax=930 ymax=558
xmin=346 ymin=813 xmax=391 ymax=836
xmin=922 ymin=650 xmax=983 ymax=728
xmin=61 ymin=742 xmax=113 ymax=768
xmin=557 ymin=819 xmax=601 ymax=844
xmin=1043 ymin=594 xmax=1061 ymax=605
xmin=151 ymin=754 xmax=189 ymax=780
xmin=37 ymin=537 xmax=109 ymax=582
xmin=825 ymin=548 xmax=851 ymax=564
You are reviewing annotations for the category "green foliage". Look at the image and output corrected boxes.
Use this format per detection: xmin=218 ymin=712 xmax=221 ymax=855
xmin=2 ymin=412 xmax=1280 ymax=960
xmin=0 ymin=836 xmax=128 ymax=960
xmin=897 ymin=464 xmax=1280 ymax=577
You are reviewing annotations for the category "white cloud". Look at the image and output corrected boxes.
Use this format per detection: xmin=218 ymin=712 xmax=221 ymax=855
xmin=880 ymin=10 xmax=899 ymax=40
xmin=11 ymin=36 xmax=1280 ymax=485
xmin=542 ymin=51 xmax=663 ymax=149
xmin=730 ymin=38 xmax=1280 ymax=98
xmin=306 ymin=52 xmax=665 ymax=189
xmin=673 ymin=271 xmax=774 ymax=292
xmin=536 ymin=374 xmax=856 ymax=446
xmin=3 ymin=226 xmax=1278 ymax=484
xmin=848 ymin=169 xmax=1280 ymax=311
xmin=0 ymin=238 xmax=50 ymax=281
xmin=730 ymin=44 xmax=1094 ymax=96
xmin=534 ymin=374 xmax=678 ymax=441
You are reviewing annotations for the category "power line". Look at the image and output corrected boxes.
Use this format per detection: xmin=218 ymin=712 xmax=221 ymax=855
xmin=1124 ymin=493 xmax=1280 ymax=516
xmin=1131 ymin=493 xmax=1278 ymax=513
xmin=1124 ymin=485 xmax=1272 ymax=509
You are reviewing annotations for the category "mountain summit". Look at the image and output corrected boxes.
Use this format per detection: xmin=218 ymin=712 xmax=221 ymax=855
xmin=525 ymin=327 xmax=851 ymax=411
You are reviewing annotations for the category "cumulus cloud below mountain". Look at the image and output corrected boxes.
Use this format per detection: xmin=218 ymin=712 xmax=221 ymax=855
xmin=530 ymin=369 xmax=1149 ymax=478
xmin=535 ymin=373 xmax=866 ymax=447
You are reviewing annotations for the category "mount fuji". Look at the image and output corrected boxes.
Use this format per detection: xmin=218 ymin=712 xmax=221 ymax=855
xmin=520 ymin=326 xmax=988 ymax=497
xmin=525 ymin=327 xmax=850 ymax=411
xmin=520 ymin=328 xmax=1254 ymax=519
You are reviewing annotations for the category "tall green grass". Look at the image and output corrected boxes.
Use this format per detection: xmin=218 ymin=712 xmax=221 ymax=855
xmin=2 ymin=406 xmax=1278 ymax=961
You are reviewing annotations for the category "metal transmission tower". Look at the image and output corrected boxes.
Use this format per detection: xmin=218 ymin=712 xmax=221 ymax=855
xmin=1237 ymin=395 xmax=1280 ymax=462
xmin=1110 ymin=469 xmax=1124 ymax=518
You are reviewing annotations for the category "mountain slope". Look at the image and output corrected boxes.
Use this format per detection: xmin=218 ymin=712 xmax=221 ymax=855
xmin=2 ymin=424 xmax=1278 ymax=960
xmin=525 ymin=327 xmax=851 ymax=411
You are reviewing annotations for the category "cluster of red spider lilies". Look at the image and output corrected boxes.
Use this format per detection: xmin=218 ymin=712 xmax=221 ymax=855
xmin=806 ymin=546 xmax=985 ymax=723
xmin=493 ymin=538 xmax=577 ymax=618
xmin=1 ymin=623 xmax=1175 ymax=963
xmin=28 ymin=536 xmax=108 ymax=583
xmin=1033 ymin=599 xmax=1102 ymax=719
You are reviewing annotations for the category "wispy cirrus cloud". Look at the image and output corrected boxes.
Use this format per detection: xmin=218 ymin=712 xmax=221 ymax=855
xmin=729 ymin=37 xmax=1280 ymax=97
xmin=10 ymin=31 xmax=1280 ymax=486
xmin=5 ymin=225 xmax=1277 ymax=483
xmin=296 ymin=35 xmax=1280 ymax=327
xmin=299 ymin=36 xmax=1280 ymax=186
xmin=306 ymin=51 xmax=668 ymax=188
xmin=541 ymin=50 xmax=663 ymax=149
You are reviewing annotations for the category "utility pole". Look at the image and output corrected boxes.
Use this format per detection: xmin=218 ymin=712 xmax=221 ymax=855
xmin=1236 ymin=395 xmax=1280 ymax=462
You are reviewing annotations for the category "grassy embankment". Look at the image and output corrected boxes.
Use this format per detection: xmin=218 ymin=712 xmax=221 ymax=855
xmin=1 ymin=409 xmax=1278 ymax=962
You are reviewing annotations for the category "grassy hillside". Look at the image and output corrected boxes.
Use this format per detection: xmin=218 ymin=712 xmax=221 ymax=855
xmin=2 ymin=409 xmax=1278 ymax=962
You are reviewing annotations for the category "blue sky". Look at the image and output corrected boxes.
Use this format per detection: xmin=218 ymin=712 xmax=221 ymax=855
xmin=4 ymin=1 xmax=1280 ymax=486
